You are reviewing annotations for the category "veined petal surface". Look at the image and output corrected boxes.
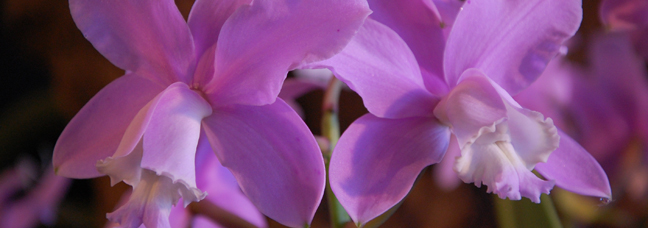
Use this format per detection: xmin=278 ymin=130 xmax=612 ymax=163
xmin=314 ymin=19 xmax=439 ymax=119
xmin=53 ymin=73 xmax=163 ymax=178
xmin=435 ymin=73 xmax=558 ymax=202
xmin=368 ymin=0 xmax=448 ymax=94
xmin=535 ymin=130 xmax=612 ymax=199
xmin=69 ymin=0 xmax=195 ymax=85
xmin=187 ymin=0 xmax=252 ymax=59
xmin=140 ymin=83 xmax=212 ymax=206
xmin=193 ymin=136 xmax=268 ymax=228
xmin=444 ymin=0 xmax=582 ymax=95
xmin=204 ymin=0 xmax=370 ymax=106
xmin=434 ymin=69 xmax=507 ymax=147
xmin=330 ymin=114 xmax=450 ymax=225
xmin=202 ymin=99 xmax=324 ymax=227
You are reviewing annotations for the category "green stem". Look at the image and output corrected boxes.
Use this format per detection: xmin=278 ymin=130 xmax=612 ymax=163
xmin=494 ymin=194 xmax=562 ymax=228
xmin=321 ymin=78 xmax=350 ymax=228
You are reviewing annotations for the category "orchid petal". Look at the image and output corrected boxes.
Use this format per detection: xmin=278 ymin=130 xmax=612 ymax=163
xmin=434 ymin=135 xmax=462 ymax=191
xmin=204 ymin=0 xmax=370 ymax=106
xmin=514 ymin=58 xmax=577 ymax=130
xmin=69 ymin=0 xmax=194 ymax=85
xmin=432 ymin=0 xmax=464 ymax=38
xmin=97 ymin=83 xmax=210 ymax=228
xmin=140 ymin=83 xmax=212 ymax=206
xmin=313 ymin=18 xmax=439 ymax=119
xmin=368 ymin=0 xmax=448 ymax=94
xmin=435 ymin=73 xmax=558 ymax=202
xmin=202 ymin=99 xmax=324 ymax=227
xmin=107 ymin=170 xmax=180 ymax=228
xmin=187 ymin=0 xmax=251 ymax=59
xmin=535 ymin=130 xmax=612 ymax=199
xmin=444 ymin=0 xmax=582 ymax=95
xmin=168 ymin=199 xmax=191 ymax=228
xmin=434 ymin=69 xmax=507 ymax=147
xmin=330 ymin=114 xmax=450 ymax=224
xmin=96 ymin=82 xmax=203 ymax=185
xmin=0 ymin=164 xmax=70 ymax=228
xmin=194 ymin=136 xmax=268 ymax=228
xmin=53 ymin=74 xmax=163 ymax=178
xmin=456 ymin=140 xmax=554 ymax=203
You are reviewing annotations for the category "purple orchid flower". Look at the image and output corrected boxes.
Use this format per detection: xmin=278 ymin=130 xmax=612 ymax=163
xmin=517 ymin=32 xmax=648 ymax=177
xmin=52 ymin=0 xmax=370 ymax=227
xmin=307 ymin=0 xmax=612 ymax=224
xmin=588 ymin=32 xmax=648 ymax=148
xmin=600 ymin=0 xmax=648 ymax=59
xmin=106 ymin=136 xmax=267 ymax=228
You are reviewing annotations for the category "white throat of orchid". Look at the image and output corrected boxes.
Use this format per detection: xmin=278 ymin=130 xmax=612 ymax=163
xmin=96 ymin=83 xmax=212 ymax=228
xmin=434 ymin=71 xmax=559 ymax=203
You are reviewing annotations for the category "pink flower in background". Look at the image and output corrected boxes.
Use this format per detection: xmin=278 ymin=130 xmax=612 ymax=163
xmin=308 ymin=0 xmax=611 ymax=224
xmin=0 ymin=160 xmax=70 ymax=228
xmin=600 ymin=0 xmax=648 ymax=59
xmin=517 ymin=32 xmax=648 ymax=164
xmin=516 ymin=32 xmax=648 ymax=198
xmin=52 ymin=0 xmax=370 ymax=227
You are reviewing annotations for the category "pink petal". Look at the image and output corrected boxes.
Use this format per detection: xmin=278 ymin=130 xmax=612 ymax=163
xmin=368 ymin=0 xmax=449 ymax=95
xmin=535 ymin=130 xmax=612 ymax=199
xmin=96 ymin=83 xmax=201 ymax=186
xmin=69 ymin=0 xmax=195 ymax=85
xmin=29 ymin=167 xmax=71 ymax=225
xmin=444 ymin=0 xmax=582 ymax=95
xmin=140 ymin=83 xmax=212 ymax=200
xmin=434 ymin=69 xmax=507 ymax=147
xmin=187 ymin=0 xmax=252 ymax=59
xmin=431 ymin=0 xmax=464 ymax=38
xmin=194 ymin=136 xmax=268 ymax=228
xmin=98 ymin=83 xmax=211 ymax=228
xmin=203 ymin=0 xmax=370 ymax=106
xmin=313 ymin=18 xmax=439 ymax=119
xmin=202 ymin=99 xmax=325 ymax=227
xmin=436 ymin=72 xmax=558 ymax=202
xmin=168 ymin=201 xmax=191 ymax=228
xmin=433 ymin=135 xmax=462 ymax=191
xmin=0 ymin=164 xmax=70 ymax=228
xmin=514 ymin=58 xmax=577 ymax=130
xmin=107 ymin=170 xmax=181 ymax=228
xmin=330 ymin=114 xmax=450 ymax=225
xmin=53 ymin=74 xmax=163 ymax=178
xmin=455 ymin=139 xmax=555 ymax=203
